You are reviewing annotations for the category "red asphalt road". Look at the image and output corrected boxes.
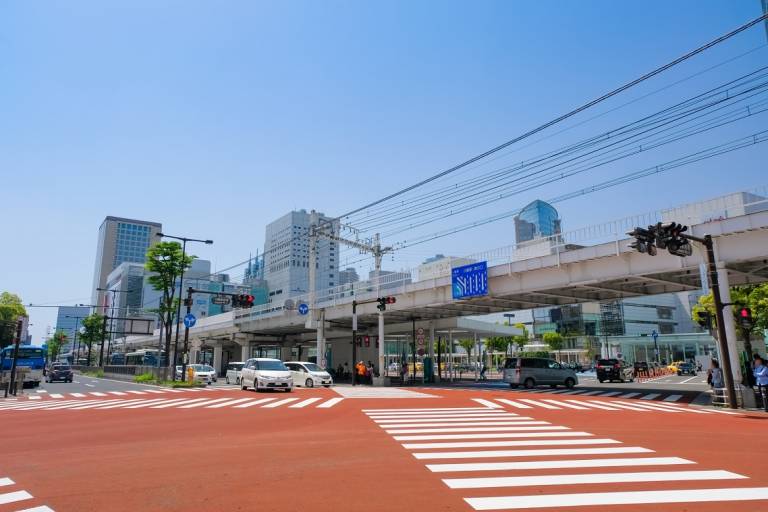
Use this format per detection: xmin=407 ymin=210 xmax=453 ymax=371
xmin=1 ymin=388 xmax=767 ymax=512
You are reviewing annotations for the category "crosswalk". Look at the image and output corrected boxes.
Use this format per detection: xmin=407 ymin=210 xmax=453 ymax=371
xmin=28 ymin=387 xmax=226 ymax=400
xmin=364 ymin=405 xmax=768 ymax=510
xmin=0 ymin=476 xmax=54 ymax=511
xmin=430 ymin=386 xmax=688 ymax=402
xmin=478 ymin=397 xmax=729 ymax=414
xmin=0 ymin=395 xmax=344 ymax=411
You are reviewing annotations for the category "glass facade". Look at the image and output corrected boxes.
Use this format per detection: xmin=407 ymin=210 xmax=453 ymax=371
xmin=114 ymin=222 xmax=152 ymax=267
xmin=514 ymin=200 xmax=561 ymax=244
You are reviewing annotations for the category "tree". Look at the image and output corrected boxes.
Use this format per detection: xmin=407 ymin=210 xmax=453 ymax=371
xmin=78 ymin=313 xmax=106 ymax=366
xmin=47 ymin=330 xmax=68 ymax=361
xmin=485 ymin=336 xmax=508 ymax=368
xmin=0 ymin=292 xmax=27 ymax=349
xmin=458 ymin=338 xmax=475 ymax=364
xmin=543 ymin=332 xmax=565 ymax=361
xmin=145 ymin=242 xmax=196 ymax=366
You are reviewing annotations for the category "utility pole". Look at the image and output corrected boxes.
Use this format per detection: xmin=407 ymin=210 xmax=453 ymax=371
xmin=5 ymin=319 xmax=23 ymax=397
xmin=312 ymin=223 xmax=391 ymax=383
xmin=98 ymin=314 xmax=109 ymax=367
xmin=181 ymin=286 xmax=194 ymax=382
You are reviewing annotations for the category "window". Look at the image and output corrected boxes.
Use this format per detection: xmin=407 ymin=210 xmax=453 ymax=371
xmin=657 ymin=307 xmax=673 ymax=320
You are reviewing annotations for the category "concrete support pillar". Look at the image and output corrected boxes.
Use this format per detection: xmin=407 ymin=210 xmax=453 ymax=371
xmin=428 ymin=321 xmax=436 ymax=383
xmin=717 ymin=263 xmax=743 ymax=385
xmin=213 ymin=345 xmax=223 ymax=376
xmin=240 ymin=343 xmax=250 ymax=361
xmin=317 ymin=309 xmax=326 ymax=369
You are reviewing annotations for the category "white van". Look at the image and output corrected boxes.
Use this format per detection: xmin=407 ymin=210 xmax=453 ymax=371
xmin=285 ymin=361 xmax=333 ymax=388
xmin=240 ymin=358 xmax=293 ymax=392
xmin=225 ymin=362 xmax=245 ymax=385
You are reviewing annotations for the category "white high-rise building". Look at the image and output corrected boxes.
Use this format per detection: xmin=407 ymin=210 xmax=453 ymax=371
xmin=263 ymin=210 xmax=338 ymax=305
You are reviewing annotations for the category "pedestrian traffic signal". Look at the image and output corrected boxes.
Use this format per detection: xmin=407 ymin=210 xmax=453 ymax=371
xmin=627 ymin=227 xmax=656 ymax=256
xmin=695 ymin=310 xmax=712 ymax=329
xmin=377 ymin=296 xmax=397 ymax=311
xmin=739 ymin=307 xmax=753 ymax=330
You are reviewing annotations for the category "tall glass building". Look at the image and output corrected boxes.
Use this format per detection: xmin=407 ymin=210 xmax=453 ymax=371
xmin=91 ymin=216 xmax=162 ymax=312
xmin=514 ymin=200 xmax=561 ymax=245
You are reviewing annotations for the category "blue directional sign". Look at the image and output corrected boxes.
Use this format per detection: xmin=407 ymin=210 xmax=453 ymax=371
xmin=183 ymin=314 xmax=197 ymax=329
xmin=297 ymin=303 xmax=309 ymax=315
xmin=452 ymin=261 xmax=488 ymax=300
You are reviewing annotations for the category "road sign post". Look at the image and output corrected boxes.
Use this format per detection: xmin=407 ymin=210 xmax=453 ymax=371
xmin=181 ymin=287 xmax=195 ymax=382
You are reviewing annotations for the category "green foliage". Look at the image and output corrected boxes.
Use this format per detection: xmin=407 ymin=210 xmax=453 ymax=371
xmin=485 ymin=336 xmax=508 ymax=353
xmin=518 ymin=351 xmax=553 ymax=358
xmin=134 ymin=372 xmax=155 ymax=383
xmin=81 ymin=369 xmax=104 ymax=378
xmin=78 ymin=314 xmax=106 ymax=366
xmin=47 ymin=330 xmax=69 ymax=361
xmin=457 ymin=338 xmax=475 ymax=360
xmin=145 ymin=241 xmax=196 ymax=356
xmin=542 ymin=332 xmax=565 ymax=359
xmin=0 ymin=292 xmax=27 ymax=349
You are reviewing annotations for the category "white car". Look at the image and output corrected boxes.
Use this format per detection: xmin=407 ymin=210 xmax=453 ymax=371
xmin=175 ymin=364 xmax=216 ymax=384
xmin=285 ymin=361 xmax=333 ymax=388
xmin=225 ymin=362 xmax=245 ymax=385
xmin=240 ymin=358 xmax=293 ymax=392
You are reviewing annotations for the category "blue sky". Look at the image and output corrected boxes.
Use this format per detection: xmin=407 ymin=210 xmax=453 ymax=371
xmin=1 ymin=1 xmax=766 ymax=342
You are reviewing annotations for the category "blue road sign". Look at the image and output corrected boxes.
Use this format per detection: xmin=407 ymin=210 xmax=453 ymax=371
xmin=183 ymin=314 xmax=197 ymax=329
xmin=452 ymin=261 xmax=488 ymax=300
xmin=298 ymin=303 xmax=309 ymax=315
xmin=651 ymin=330 xmax=658 ymax=341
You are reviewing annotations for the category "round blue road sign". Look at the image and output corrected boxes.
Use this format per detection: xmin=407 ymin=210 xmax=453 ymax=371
xmin=183 ymin=314 xmax=197 ymax=328
xmin=298 ymin=303 xmax=309 ymax=315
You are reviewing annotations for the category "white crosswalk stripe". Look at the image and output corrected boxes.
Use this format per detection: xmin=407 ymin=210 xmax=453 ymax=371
xmin=70 ymin=393 xmax=86 ymax=398
xmin=0 ymin=476 xmax=55 ymax=511
xmin=664 ymin=394 xmax=683 ymax=402
xmin=289 ymin=397 xmax=323 ymax=408
xmin=494 ymin=399 xmax=532 ymax=409
xmin=362 ymin=403 xmax=761 ymax=511
xmin=640 ymin=393 xmax=661 ymax=400
xmin=486 ymin=397 xmax=706 ymax=414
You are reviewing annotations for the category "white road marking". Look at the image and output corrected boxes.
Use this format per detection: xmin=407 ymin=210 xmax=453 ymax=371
xmin=262 ymin=398 xmax=299 ymax=408
xmin=90 ymin=392 xmax=107 ymax=397
xmin=595 ymin=391 xmax=622 ymax=397
xmin=0 ymin=490 xmax=33 ymax=505
xmin=663 ymin=394 xmax=683 ymax=402
xmin=569 ymin=400 xmax=621 ymax=411
xmin=368 ymin=409 xmax=508 ymax=417
xmin=367 ymin=412 xmax=510 ymax=419
xmin=374 ymin=415 xmax=522 ymax=424
xmin=464 ymin=487 xmax=768 ymax=510
xmin=384 ymin=421 xmax=550 ymax=429
xmin=541 ymin=399 xmax=589 ymax=410
xmin=143 ymin=389 xmax=165 ymax=394
xmin=593 ymin=401 xmax=653 ymax=412
xmin=0 ymin=478 xmax=14 ymax=486
xmin=401 ymin=439 xmax=619 ymax=450
xmin=48 ymin=394 xmax=64 ymax=399
xmin=445 ymin=469 xmax=744 ymax=489
xmin=680 ymin=376 xmax=699 ymax=383
xmin=125 ymin=390 xmax=147 ymax=395
xmin=471 ymin=398 xmax=504 ymax=408
xmin=495 ymin=399 xmax=533 ymax=409
xmin=89 ymin=399 xmax=158 ymax=410
xmin=177 ymin=398 xmax=233 ymax=409
xmin=558 ymin=390 xmax=587 ymax=395
xmin=151 ymin=398 xmax=210 ymax=409
xmin=426 ymin=456 xmax=694 ymax=473
xmin=108 ymin=391 xmax=127 ymax=396
xmin=84 ymin=384 xmax=95 ymax=388
xmin=17 ymin=506 xmax=56 ymax=512
xmin=28 ymin=396 xmax=41 ymax=400
xmin=385 ymin=425 xmax=556 ymax=434
xmin=363 ymin=407 xmax=488 ymax=413
xmin=317 ymin=397 xmax=345 ymax=408
xmin=616 ymin=392 xmax=641 ymax=398
xmin=70 ymin=393 xmax=86 ymax=398
xmin=518 ymin=399 xmax=561 ymax=410
xmin=36 ymin=390 xmax=47 ymax=393
xmin=578 ymin=391 xmax=604 ymax=396
xmin=413 ymin=446 xmax=652 ymax=460
xmin=640 ymin=393 xmax=661 ymax=400
xmin=205 ymin=398 xmax=255 ymax=408
xmin=289 ymin=397 xmax=323 ymax=408
xmin=392 ymin=432 xmax=591 ymax=441
xmin=233 ymin=398 xmax=278 ymax=408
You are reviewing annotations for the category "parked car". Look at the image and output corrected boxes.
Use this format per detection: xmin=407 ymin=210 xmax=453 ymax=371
xmin=174 ymin=364 xmax=216 ymax=384
xmin=596 ymin=359 xmax=635 ymax=383
xmin=225 ymin=362 xmax=245 ymax=385
xmin=46 ymin=363 xmax=73 ymax=383
xmin=240 ymin=358 xmax=293 ymax=392
xmin=285 ymin=361 xmax=333 ymax=388
xmin=677 ymin=362 xmax=697 ymax=376
xmin=502 ymin=357 xmax=578 ymax=389
xmin=634 ymin=361 xmax=649 ymax=373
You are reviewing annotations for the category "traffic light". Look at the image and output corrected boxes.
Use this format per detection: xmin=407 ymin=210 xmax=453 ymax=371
xmin=364 ymin=335 xmax=370 ymax=347
xmin=232 ymin=294 xmax=255 ymax=309
xmin=739 ymin=307 xmax=753 ymax=330
xmin=243 ymin=294 xmax=255 ymax=308
xmin=627 ymin=227 xmax=657 ymax=256
xmin=377 ymin=296 xmax=397 ymax=312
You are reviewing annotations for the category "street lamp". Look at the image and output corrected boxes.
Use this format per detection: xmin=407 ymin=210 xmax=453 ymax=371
xmin=65 ymin=315 xmax=88 ymax=365
xmin=96 ymin=287 xmax=135 ymax=364
xmin=156 ymin=232 xmax=213 ymax=379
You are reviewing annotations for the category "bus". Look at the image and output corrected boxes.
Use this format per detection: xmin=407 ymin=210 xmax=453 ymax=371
xmin=125 ymin=349 xmax=165 ymax=367
xmin=0 ymin=345 xmax=45 ymax=387
xmin=108 ymin=353 xmax=126 ymax=365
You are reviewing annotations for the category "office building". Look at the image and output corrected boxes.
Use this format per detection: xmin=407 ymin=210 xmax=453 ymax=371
xmin=91 ymin=216 xmax=162 ymax=313
xmin=54 ymin=306 xmax=92 ymax=352
xmin=514 ymin=200 xmax=561 ymax=245
xmin=263 ymin=210 xmax=338 ymax=305
xmin=339 ymin=267 xmax=360 ymax=285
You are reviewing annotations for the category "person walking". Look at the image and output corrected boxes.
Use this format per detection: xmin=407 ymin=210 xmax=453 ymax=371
xmin=708 ymin=359 xmax=724 ymax=389
xmin=753 ymin=355 xmax=768 ymax=412
xmin=400 ymin=360 xmax=408 ymax=385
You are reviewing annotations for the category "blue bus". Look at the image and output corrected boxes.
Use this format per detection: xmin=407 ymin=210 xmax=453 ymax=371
xmin=0 ymin=345 xmax=45 ymax=387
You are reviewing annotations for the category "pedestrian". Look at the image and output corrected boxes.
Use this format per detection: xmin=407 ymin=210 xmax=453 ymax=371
xmin=753 ymin=355 xmax=768 ymax=412
xmin=343 ymin=362 xmax=350 ymax=380
xmin=400 ymin=360 xmax=408 ymax=384
xmin=707 ymin=359 xmax=724 ymax=389
xmin=480 ymin=362 xmax=487 ymax=381
xmin=356 ymin=360 xmax=366 ymax=385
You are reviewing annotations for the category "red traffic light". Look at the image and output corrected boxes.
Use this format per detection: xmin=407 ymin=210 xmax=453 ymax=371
xmin=740 ymin=308 xmax=750 ymax=318
xmin=386 ymin=297 xmax=396 ymax=304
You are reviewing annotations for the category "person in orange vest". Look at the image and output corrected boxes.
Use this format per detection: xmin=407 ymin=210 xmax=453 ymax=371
xmin=355 ymin=361 xmax=366 ymax=385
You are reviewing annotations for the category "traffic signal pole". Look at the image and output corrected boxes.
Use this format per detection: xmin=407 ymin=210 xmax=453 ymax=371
xmin=181 ymin=286 xmax=193 ymax=383
xmin=5 ymin=319 xmax=23 ymax=397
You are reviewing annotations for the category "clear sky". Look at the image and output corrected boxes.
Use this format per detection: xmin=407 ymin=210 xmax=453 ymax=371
xmin=1 ymin=1 xmax=766 ymax=342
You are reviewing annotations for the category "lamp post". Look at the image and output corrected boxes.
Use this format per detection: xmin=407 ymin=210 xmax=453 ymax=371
xmin=156 ymin=232 xmax=213 ymax=377
xmin=65 ymin=315 xmax=87 ymax=364
xmin=96 ymin=287 xmax=135 ymax=364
